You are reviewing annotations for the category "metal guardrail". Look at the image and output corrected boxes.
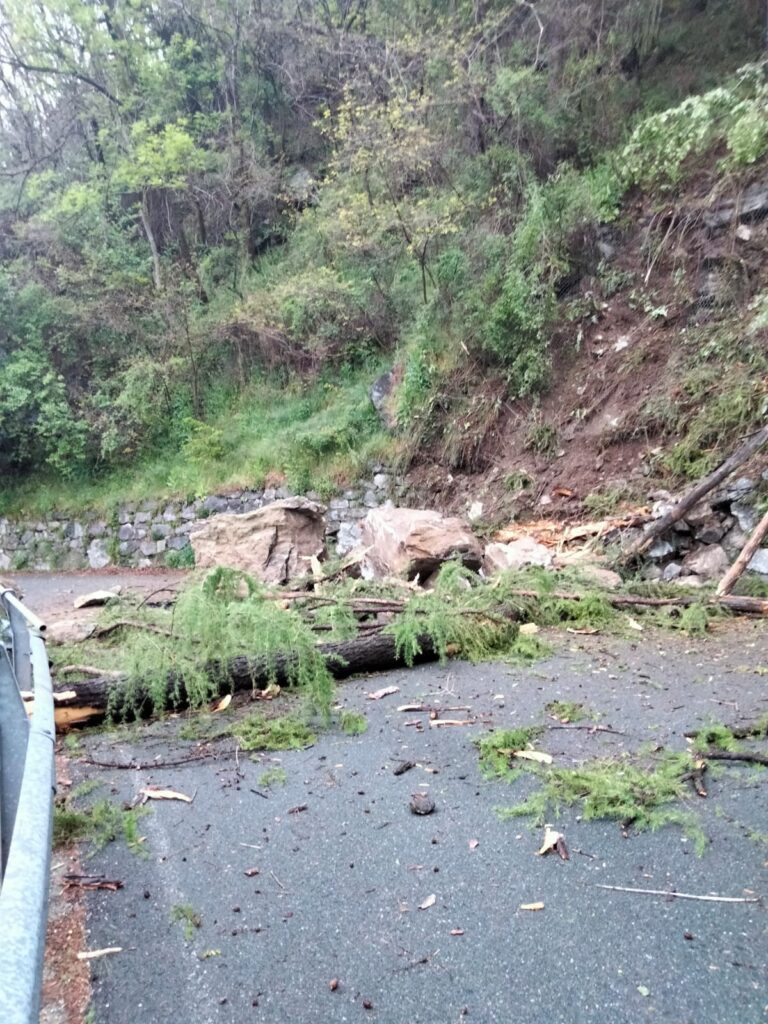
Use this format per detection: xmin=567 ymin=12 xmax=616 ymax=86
xmin=0 ymin=587 xmax=55 ymax=1024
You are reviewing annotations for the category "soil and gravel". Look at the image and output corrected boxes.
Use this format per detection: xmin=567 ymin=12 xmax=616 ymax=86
xmin=52 ymin=619 xmax=768 ymax=1024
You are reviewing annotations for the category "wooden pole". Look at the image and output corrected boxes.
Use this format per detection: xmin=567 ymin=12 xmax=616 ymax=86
xmin=716 ymin=507 xmax=768 ymax=596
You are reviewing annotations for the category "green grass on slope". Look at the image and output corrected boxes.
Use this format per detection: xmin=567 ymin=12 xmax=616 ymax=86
xmin=1 ymin=371 xmax=395 ymax=517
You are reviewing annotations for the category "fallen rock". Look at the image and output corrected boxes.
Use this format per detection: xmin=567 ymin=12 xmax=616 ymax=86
xmin=360 ymin=507 xmax=482 ymax=580
xmin=190 ymin=497 xmax=326 ymax=584
xmin=731 ymin=501 xmax=756 ymax=533
xmin=748 ymin=549 xmax=768 ymax=576
xmin=681 ymin=544 xmax=729 ymax=579
xmin=73 ymin=588 xmax=121 ymax=610
xmin=693 ymin=514 xmax=730 ymax=546
xmin=661 ymin=562 xmax=683 ymax=582
xmin=647 ymin=538 xmax=675 ymax=560
xmin=484 ymin=537 xmax=553 ymax=574
xmin=409 ymin=793 xmax=436 ymax=815
xmin=46 ymin=617 xmax=97 ymax=645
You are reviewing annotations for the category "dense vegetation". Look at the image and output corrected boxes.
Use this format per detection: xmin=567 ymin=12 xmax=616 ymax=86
xmin=0 ymin=0 xmax=766 ymax=513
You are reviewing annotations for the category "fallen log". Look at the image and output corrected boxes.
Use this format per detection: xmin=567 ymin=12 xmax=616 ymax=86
xmin=715 ymin=508 xmax=768 ymax=597
xmin=622 ymin=424 xmax=768 ymax=561
xmin=53 ymin=585 xmax=768 ymax=720
xmin=54 ymin=630 xmax=441 ymax=720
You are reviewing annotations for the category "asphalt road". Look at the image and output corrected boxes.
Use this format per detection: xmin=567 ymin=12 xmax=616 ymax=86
xmin=71 ymin=624 xmax=768 ymax=1024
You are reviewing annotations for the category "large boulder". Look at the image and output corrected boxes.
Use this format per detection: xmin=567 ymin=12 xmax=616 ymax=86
xmin=190 ymin=497 xmax=326 ymax=584
xmin=360 ymin=507 xmax=482 ymax=580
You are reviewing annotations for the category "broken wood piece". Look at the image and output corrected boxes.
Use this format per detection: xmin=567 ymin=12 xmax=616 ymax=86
xmin=701 ymin=749 xmax=768 ymax=767
xmin=716 ymin=507 xmax=768 ymax=596
xmin=428 ymin=719 xmax=475 ymax=728
xmin=139 ymin=787 xmax=193 ymax=804
xmin=77 ymin=947 xmax=123 ymax=960
xmin=64 ymin=874 xmax=123 ymax=892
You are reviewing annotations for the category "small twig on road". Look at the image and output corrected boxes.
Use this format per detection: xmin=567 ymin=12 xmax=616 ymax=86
xmin=82 ymin=751 xmax=217 ymax=770
xmin=596 ymin=884 xmax=760 ymax=903
xmin=545 ymin=724 xmax=625 ymax=735
xmin=270 ymin=870 xmax=286 ymax=891
xmin=701 ymin=749 xmax=768 ymax=767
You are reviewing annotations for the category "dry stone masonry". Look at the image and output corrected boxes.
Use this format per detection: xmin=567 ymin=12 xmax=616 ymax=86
xmin=0 ymin=470 xmax=397 ymax=572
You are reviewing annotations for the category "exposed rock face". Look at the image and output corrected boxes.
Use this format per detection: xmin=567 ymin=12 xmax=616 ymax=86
xmin=190 ymin=497 xmax=326 ymax=584
xmin=484 ymin=537 xmax=553 ymax=575
xmin=360 ymin=507 xmax=482 ymax=580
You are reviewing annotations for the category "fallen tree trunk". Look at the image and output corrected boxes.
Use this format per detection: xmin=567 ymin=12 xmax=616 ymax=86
xmin=622 ymin=424 xmax=768 ymax=561
xmin=53 ymin=588 xmax=768 ymax=720
xmin=54 ymin=630 xmax=440 ymax=720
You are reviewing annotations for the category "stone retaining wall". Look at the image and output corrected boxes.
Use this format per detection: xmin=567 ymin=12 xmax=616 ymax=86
xmin=0 ymin=470 xmax=398 ymax=572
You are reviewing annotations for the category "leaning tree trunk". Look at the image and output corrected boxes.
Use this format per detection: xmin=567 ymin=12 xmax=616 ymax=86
xmin=54 ymin=631 xmax=439 ymax=721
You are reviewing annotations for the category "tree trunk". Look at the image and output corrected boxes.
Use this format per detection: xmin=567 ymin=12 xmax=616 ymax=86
xmin=139 ymin=191 xmax=163 ymax=291
xmin=622 ymin=424 xmax=768 ymax=560
xmin=54 ymin=631 xmax=439 ymax=720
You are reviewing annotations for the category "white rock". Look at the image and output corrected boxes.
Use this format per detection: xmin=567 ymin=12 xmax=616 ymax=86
xmin=484 ymin=537 xmax=553 ymax=574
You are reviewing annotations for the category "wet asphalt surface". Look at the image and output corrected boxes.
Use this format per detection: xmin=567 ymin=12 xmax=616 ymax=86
xmin=65 ymin=623 xmax=768 ymax=1024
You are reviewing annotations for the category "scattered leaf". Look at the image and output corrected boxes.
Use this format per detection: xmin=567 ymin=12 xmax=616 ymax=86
xmin=519 ymin=623 xmax=540 ymax=636
xmin=214 ymin=694 xmax=232 ymax=712
xmin=329 ymin=979 xmax=339 ymax=992
xmin=367 ymin=685 xmax=400 ymax=701
xmin=637 ymin=986 xmax=650 ymax=998
xmin=513 ymin=749 xmax=553 ymax=765
xmin=198 ymin=949 xmax=221 ymax=959
xmin=519 ymin=902 xmax=544 ymax=912
xmin=566 ymin=627 xmax=599 ymax=636
xmin=77 ymin=947 xmax=123 ymax=961
xmin=393 ymin=760 xmax=415 ymax=776
xmin=243 ymin=867 xmax=260 ymax=877
xmin=535 ymin=826 xmax=569 ymax=860
xmin=626 ymin=616 xmax=644 ymax=632
xmin=140 ymin=787 xmax=193 ymax=804
xmin=450 ymin=928 xmax=465 ymax=936
xmin=363 ymin=999 xmax=374 ymax=1010
xmin=419 ymin=894 xmax=436 ymax=910
xmin=468 ymin=839 xmax=479 ymax=851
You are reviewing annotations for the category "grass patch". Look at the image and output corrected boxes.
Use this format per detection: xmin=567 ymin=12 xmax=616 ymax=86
xmin=53 ymin=798 xmax=149 ymax=854
xmin=583 ymin=484 xmax=632 ymax=518
xmin=259 ymin=766 xmax=287 ymax=787
xmin=234 ymin=713 xmax=316 ymax=752
xmin=476 ymin=726 xmax=545 ymax=781
xmin=545 ymin=701 xmax=595 ymax=723
xmin=496 ymin=752 xmax=707 ymax=854
xmin=170 ymin=904 xmax=202 ymax=941
xmin=339 ymin=710 xmax=367 ymax=735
